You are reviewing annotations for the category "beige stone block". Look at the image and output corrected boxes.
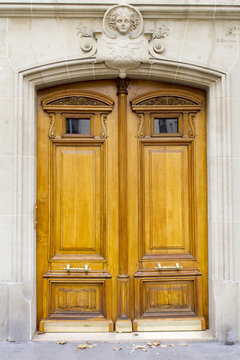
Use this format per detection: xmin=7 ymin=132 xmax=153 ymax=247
xmin=0 ymin=19 xmax=7 ymax=56
xmin=0 ymin=99 xmax=14 ymax=156
xmin=9 ymin=283 xmax=31 ymax=341
xmin=0 ymin=157 xmax=13 ymax=216
xmin=0 ymin=58 xmax=15 ymax=98
xmin=209 ymin=20 xmax=239 ymax=71
xmin=232 ymin=158 xmax=240 ymax=221
xmin=7 ymin=18 xmax=37 ymax=68
xmin=230 ymin=60 xmax=240 ymax=99
xmin=180 ymin=20 xmax=214 ymax=66
xmin=0 ymin=216 xmax=13 ymax=282
xmin=8 ymin=18 xmax=66 ymax=68
xmin=0 ymin=284 xmax=9 ymax=340
xmin=209 ymin=279 xmax=238 ymax=343
xmin=232 ymin=221 xmax=240 ymax=281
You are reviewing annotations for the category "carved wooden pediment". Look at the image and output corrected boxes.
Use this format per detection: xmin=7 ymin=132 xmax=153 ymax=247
xmin=48 ymin=96 xmax=109 ymax=106
xmin=137 ymin=96 xmax=197 ymax=106
xmin=131 ymin=90 xmax=203 ymax=111
xmin=42 ymin=90 xmax=114 ymax=111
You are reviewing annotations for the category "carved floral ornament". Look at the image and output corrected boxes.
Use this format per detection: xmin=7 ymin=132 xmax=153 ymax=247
xmin=77 ymin=3 xmax=169 ymax=78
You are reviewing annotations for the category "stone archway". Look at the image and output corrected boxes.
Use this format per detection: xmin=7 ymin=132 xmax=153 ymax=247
xmin=11 ymin=59 xmax=236 ymax=342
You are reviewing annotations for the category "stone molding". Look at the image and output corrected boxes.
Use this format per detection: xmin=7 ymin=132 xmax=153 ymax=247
xmin=9 ymin=56 xmax=236 ymax=341
xmin=0 ymin=2 xmax=240 ymax=19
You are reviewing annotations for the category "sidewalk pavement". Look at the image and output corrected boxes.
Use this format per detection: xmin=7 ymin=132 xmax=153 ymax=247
xmin=0 ymin=340 xmax=240 ymax=360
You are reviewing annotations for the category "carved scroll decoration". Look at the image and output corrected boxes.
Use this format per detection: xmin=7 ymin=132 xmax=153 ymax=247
xmin=100 ymin=114 xmax=108 ymax=139
xmin=188 ymin=113 xmax=196 ymax=138
xmin=48 ymin=113 xmax=56 ymax=139
xmin=76 ymin=24 xmax=97 ymax=56
xmin=48 ymin=96 xmax=108 ymax=106
xmin=138 ymin=96 xmax=197 ymax=106
xmin=148 ymin=25 xmax=169 ymax=58
xmin=137 ymin=114 xmax=145 ymax=138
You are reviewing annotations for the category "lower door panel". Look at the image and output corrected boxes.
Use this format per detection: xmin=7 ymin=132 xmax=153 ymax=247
xmin=133 ymin=271 xmax=206 ymax=331
xmin=39 ymin=272 xmax=113 ymax=332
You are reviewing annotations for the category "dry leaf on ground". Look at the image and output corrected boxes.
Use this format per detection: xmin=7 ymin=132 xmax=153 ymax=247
xmin=142 ymin=349 xmax=148 ymax=352
xmin=160 ymin=344 xmax=168 ymax=348
xmin=133 ymin=345 xmax=146 ymax=349
xmin=113 ymin=347 xmax=122 ymax=351
xmin=134 ymin=333 xmax=139 ymax=336
xmin=56 ymin=340 xmax=67 ymax=345
xmin=77 ymin=343 xmax=97 ymax=350
xmin=152 ymin=341 xmax=161 ymax=346
xmin=178 ymin=343 xmax=188 ymax=346
xmin=169 ymin=343 xmax=176 ymax=347
xmin=77 ymin=344 xmax=88 ymax=350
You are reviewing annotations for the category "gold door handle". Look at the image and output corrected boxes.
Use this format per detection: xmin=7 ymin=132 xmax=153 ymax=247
xmin=64 ymin=264 xmax=91 ymax=273
xmin=155 ymin=263 xmax=182 ymax=271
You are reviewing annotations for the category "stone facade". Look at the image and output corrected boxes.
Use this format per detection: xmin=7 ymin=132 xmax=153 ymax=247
xmin=0 ymin=0 xmax=239 ymax=342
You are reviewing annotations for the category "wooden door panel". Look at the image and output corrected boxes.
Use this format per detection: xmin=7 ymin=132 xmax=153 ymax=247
xmin=52 ymin=282 xmax=102 ymax=316
xmin=140 ymin=141 xmax=193 ymax=257
xmin=139 ymin=278 xmax=195 ymax=316
xmin=40 ymin=274 xmax=113 ymax=332
xmin=52 ymin=142 xmax=105 ymax=258
xmin=133 ymin=273 xmax=204 ymax=331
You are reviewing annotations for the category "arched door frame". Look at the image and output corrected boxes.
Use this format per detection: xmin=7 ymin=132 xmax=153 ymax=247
xmin=12 ymin=58 xmax=236 ymax=341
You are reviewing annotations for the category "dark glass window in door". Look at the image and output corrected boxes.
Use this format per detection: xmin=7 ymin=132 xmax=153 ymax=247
xmin=66 ymin=118 xmax=91 ymax=134
xmin=154 ymin=118 xmax=178 ymax=134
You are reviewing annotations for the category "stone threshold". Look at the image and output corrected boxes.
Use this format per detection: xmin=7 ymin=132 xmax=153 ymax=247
xmin=33 ymin=330 xmax=214 ymax=342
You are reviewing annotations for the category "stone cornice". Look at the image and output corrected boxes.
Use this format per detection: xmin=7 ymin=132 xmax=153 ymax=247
xmin=0 ymin=2 xmax=240 ymax=19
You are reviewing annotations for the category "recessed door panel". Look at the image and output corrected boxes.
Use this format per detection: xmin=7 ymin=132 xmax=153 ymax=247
xmin=141 ymin=142 xmax=193 ymax=256
xmin=53 ymin=144 xmax=105 ymax=257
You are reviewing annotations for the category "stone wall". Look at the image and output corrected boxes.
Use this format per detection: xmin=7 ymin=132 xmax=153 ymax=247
xmin=0 ymin=0 xmax=239 ymax=342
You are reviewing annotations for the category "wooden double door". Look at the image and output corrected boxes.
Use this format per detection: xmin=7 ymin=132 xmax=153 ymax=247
xmin=37 ymin=79 xmax=208 ymax=332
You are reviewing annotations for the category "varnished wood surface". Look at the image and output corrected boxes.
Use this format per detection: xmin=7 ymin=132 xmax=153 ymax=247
xmin=37 ymin=79 xmax=207 ymax=332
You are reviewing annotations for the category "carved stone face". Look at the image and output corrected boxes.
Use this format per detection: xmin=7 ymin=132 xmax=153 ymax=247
xmin=115 ymin=14 xmax=131 ymax=35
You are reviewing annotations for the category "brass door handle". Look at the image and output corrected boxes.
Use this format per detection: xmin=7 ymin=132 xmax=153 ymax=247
xmin=64 ymin=264 xmax=91 ymax=273
xmin=155 ymin=263 xmax=182 ymax=271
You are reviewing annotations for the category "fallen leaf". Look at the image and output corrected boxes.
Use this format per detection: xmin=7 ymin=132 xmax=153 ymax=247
xmin=153 ymin=341 xmax=161 ymax=346
xmin=160 ymin=344 xmax=168 ymax=348
xmin=149 ymin=345 xmax=156 ymax=349
xmin=113 ymin=347 xmax=122 ymax=351
xmin=77 ymin=344 xmax=88 ymax=350
xmin=56 ymin=340 xmax=67 ymax=345
xmin=88 ymin=344 xmax=97 ymax=349
xmin=133 ymin=345 xmax=146 ymax=349
xmin=178 ymin=343 xmax=188 ymax=346
xmin=134 ymin=333 xmax=139 ymax=336
xmin=142 ymin=349 xmax=148 ymax=352
xmin=169 ymin=343 xmax=176 ymax=347
xmin=147 ymin=342 xmax=152 ymax=346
